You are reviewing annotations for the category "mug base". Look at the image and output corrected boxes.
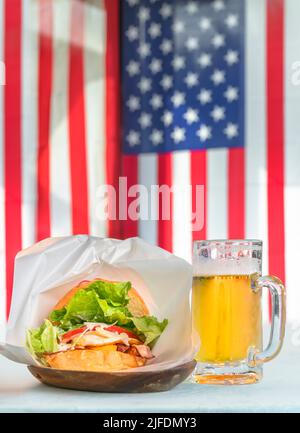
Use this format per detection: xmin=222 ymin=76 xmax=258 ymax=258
xmin=191 ymin=361 xmax=262 ymax=385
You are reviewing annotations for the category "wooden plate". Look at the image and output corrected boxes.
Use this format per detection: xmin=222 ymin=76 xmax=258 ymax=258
xmin=28 ymin=360 xmax=196 ymax=393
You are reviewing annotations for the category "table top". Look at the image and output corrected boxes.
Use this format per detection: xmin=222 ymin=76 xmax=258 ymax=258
xmin=0 ymin=327 xmax=299 ymax=413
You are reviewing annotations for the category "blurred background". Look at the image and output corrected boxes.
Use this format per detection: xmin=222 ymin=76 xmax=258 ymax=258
xmin=0 ymin=0 xmax=299 ymax=330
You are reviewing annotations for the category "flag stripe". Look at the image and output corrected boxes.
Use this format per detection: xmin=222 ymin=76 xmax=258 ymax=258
xmin=4 ymin=0 xmax=22 ymax=316
xmin=266 ymin=0 xmax=286 ymax=284
xmin=245 ymin=0 xmax=269 ymax=320
xmin=121 ymin=155 xmax=138 ymax=238
xmin=84 ymin=0 xmax=106 ymax=237
xmin=191 ymin=150 xmax=207 ymax=241
xmin=172 ymin=150 xmax=192 ymax=262
xmin=105 ymin=0 xmax=122 ymax=239
xmin=207 ymin=148 xmax=228 ymax=240
xmin=284 ymin=0 xmax=300 ymax=321
xmin=0 ymin=0 xmax=6 ymax=332
xmin=245 ymin=0 xmax=269 ymax=275
xmin=21 ymin=0 xmax=38 ymax=249
xmin=228 ymin=148 xmax=245 ymax=239
xmin=158 ymin=153 xmax=173 ymax=252
xmin=50 ymin=0 xmax=72 ymax=237
xmin=69 ymin=0 xmax=89 ymax=235
xmin=37 ymin=0 xmax=52 ymax=241
xmin=138 ymin=153 xmax=158 ymax=245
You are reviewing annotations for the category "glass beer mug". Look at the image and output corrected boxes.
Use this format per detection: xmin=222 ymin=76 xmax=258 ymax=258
xmin=192 ymin=240 xmax=286 ymax=385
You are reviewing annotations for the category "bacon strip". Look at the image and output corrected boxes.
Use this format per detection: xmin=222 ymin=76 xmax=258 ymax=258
xmin=133 ymin=345 xmax=154 ymax=359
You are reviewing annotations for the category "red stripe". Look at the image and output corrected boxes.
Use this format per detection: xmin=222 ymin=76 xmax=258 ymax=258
xmin=158 ymin=153 xmax=173 ymax=252
xmin=105 ymin=0 xmax=121 ymax=239
xmin=37 ymin=0 xmax=52 ymax=241
xmin=4 ymin=0 xmax=22 ymax=317
xmin=266 ymin=0 xmax=285 ymax=286
xmin=191 ymin=150 xmax=207 ymax=241
xmin=69 ymin=0 xmax=89 ymax=234
xmin=228 ymin=148 xmax=245 ymax=239
xmin=121 ymin=155 xmax=138 ymax=238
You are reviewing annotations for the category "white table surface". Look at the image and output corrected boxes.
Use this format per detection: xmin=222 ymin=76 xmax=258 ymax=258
xmin=0 ymin=327 xmax=299 ymax=413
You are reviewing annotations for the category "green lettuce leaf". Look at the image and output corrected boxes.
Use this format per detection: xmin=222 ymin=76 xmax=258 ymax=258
xmin=97 ymin=299 xmax=132 ymax=326
xmin=26 ymin=319 xmax=58 ymax=356
xmin=88 ymin=280 xmax=131 ymax=307
xmin=131 ymin=316 xmax=168 ymax=346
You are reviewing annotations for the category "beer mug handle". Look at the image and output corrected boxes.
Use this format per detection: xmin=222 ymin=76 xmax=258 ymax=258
xmin=248 ymin=276 xmax=286 ymax=367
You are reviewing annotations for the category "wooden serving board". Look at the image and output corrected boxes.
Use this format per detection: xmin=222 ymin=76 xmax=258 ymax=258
xmin=28 ymin=360 xmax=196 ymax=393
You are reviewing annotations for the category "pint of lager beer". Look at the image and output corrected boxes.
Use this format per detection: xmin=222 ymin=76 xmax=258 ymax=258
xmin=192 ymin=240 xmax=286 ymax=385
xmin=192 ymin=274 xmax=262 ymax=363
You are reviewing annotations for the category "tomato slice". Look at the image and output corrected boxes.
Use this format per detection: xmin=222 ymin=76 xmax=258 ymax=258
xmin=61 ymin=326 xmax=87 ymax=343
xmin=105 ymin=325 xmax=140 ymax=340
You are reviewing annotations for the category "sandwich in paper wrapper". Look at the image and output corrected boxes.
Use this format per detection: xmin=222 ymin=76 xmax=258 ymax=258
xmin=0 ymin=236 xmax=196 ymax=373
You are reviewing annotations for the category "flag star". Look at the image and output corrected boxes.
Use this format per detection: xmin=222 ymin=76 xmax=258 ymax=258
xmin=160 ymin=75 xmax=173 ymax=91
xmin=212 ymin=33 xmax=225 ymax=49
xmin=127 ymin=130 xmax=140 ymax=147
xmin=159 ymin=3 xmax=172 ymax=19
xmin=226 ymin=14 xmax=239 ymax=28
xmin=172 ymin=55 xmax=186 ymax=71
xmin=160 ymin=39 xmax=173 ymax=55
xmin=199 ymin=17 xmax=211 ymax=31
xmin=198 ymin=89 xmax=212 ymax=105
xmin=224 ymin=50 xmax=239 ymax=66
xmin=184 ymin=108 xmax=199 ymax=124
xmin=197 ymin=124 xmax=212 ymax=141
xmin=173 ymin=20 xmax=185 ymax=33
xmin=171 ymin=127 xmax=186 ymax=144
xmin=138 ymin=112 xmax=152 ymax=129
xmin=172 ymin=91 xmax=186 ymax=107
xmin=149 ymin=58 xmax=162 ymax=74
xmin=148 ymin=22 xmax=161 ymax=39
xmin=150 ymin=93 xmax=163 ymax=110
xmin=138 ymin=77 xmax=152 ymax=93
xmin=127 ymin=0 xmax=139 ymax=6
xmin=150 ymin=129 xmax=164 ymax=146
xmin=126 ymin=25 xmax=138 ymax=42
xmin=186 ymin=37 xmax=199 ymax=51
xmin=198 ymin=53 xmax=212 ymax=68
xmin=186 ymin=1 xmax=199 ymax=14
xmin=211 ymin=69 xmax=225 ymax=85
xmin=224 ymin=86 xmax=239 ymax=102
xmin=138 ymin=6 xmax=150 ymax=22
xmin=138 ymin=42 xmax=151 ymax=58
xmin=224 ymin=123 xmax=238 ymax=139
xmin=212 ymin=0 xmax=225 ymax=11
xmin=210 ymin=105 xmax=225 ymax=122
xmin=162 ymin=110 xmax=173 ymax=127
xmin=126 ymin=60 xmax=140 ymax=77
xmin=127 ymin=95 xmax=140 ymax=111
xmin=185 ymin=72 xmax=199 ymax=87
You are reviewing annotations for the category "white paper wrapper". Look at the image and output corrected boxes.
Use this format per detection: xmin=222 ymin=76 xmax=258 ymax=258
xmin=0 ymin=236 xmax=197 ymax=371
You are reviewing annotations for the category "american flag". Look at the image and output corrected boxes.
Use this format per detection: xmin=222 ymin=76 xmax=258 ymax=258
xmin=0 ymin=0 xmax=299 ymax=333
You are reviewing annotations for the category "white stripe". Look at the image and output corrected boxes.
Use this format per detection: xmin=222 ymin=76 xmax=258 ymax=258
xmin=207 ymin=148 xmax=228 ymax=240
xmin=245 ymin=0 xmax=269 ymax=320
xmin=50 ymin=0 xmax=72 ymax=236
xmin=84 ymin=0 xmax=107 ymax=236
xmin=285 ymin=0 xmax=300 ymax=323
xmin=21 ymin=0 xmax=38 ymax=248
xmin=138 ymin=153 xmax=158 ymax=245
xmin=245 ymin=0 xmax=269 ymax=275
xmin=0 ymin=0 xmax=5 ymax=340
xmin=172 ymin=151 xmax=192 ymax=262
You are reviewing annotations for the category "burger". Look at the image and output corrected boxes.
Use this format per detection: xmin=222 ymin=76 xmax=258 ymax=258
xmin=26 ymin=279 xmax=168 ymax=372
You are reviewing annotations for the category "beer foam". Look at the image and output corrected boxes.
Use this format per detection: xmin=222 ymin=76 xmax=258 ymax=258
xmin=193 ymin=257 xmax=261 ymax=276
